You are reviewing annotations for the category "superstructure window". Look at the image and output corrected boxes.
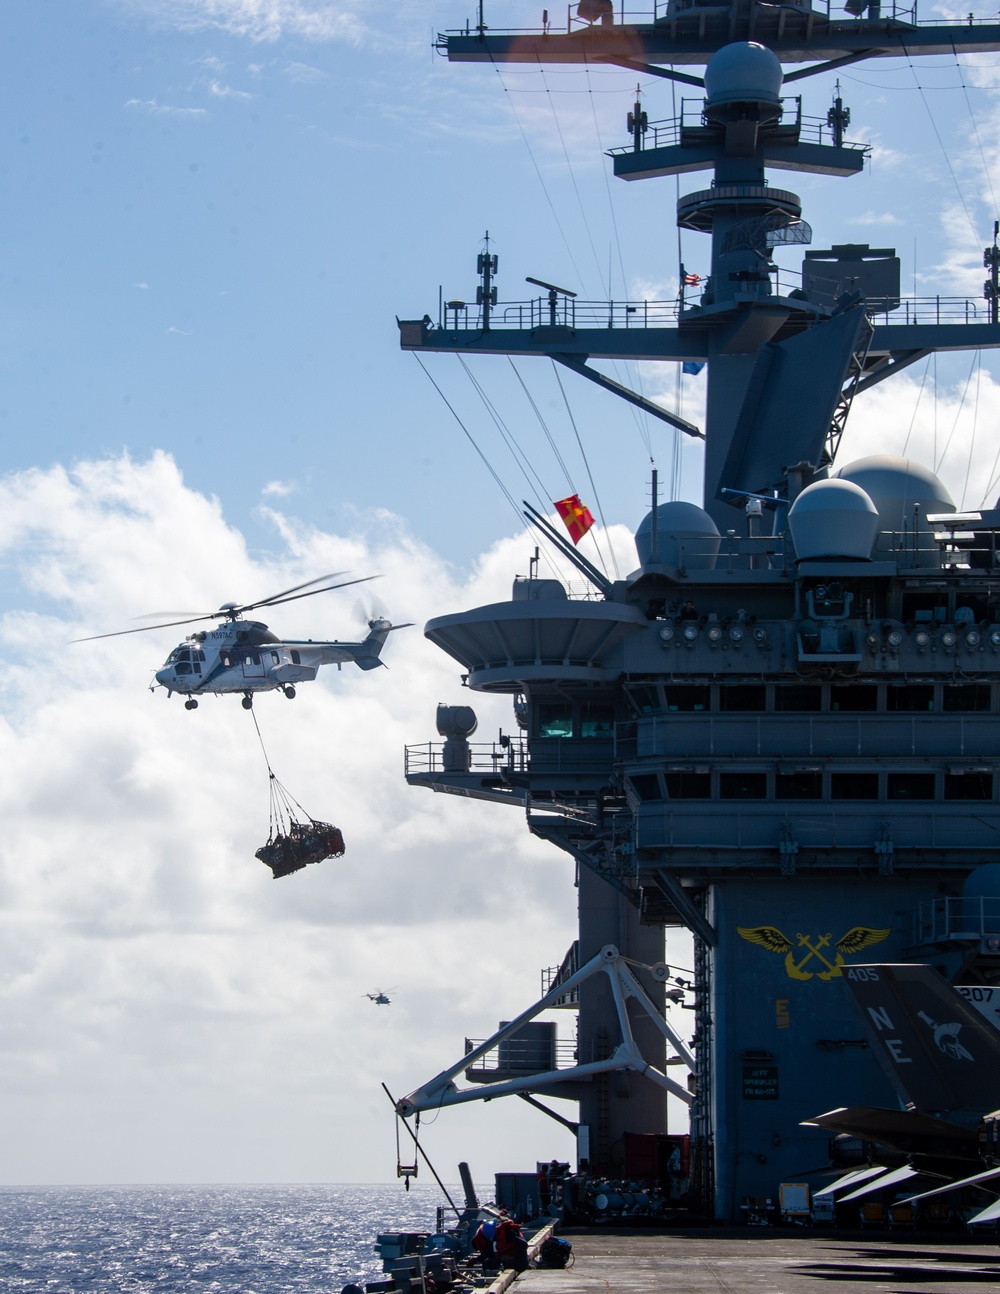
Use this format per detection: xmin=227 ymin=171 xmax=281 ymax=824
xmin=943 ymin=685 xmax=991 ymax=712
xmin=628 ymin=686 xmax=662 ymax=716
xmin=774 ymin=685 xmax=822 ymax=712
xmin=720 ymin=684 xmax=766 ymax=711
xmin=628 ymin=774 xmax=662 ymax=802
xmin=538 ymin=704 xmax=572 ymax=738
xmin=830 ymin=684 xmax=878 ymax=712
xmin=580 ymin=704 xmax=614 ymax=737
xmin=831 ymin=772 xmax=879 ymax=800
xmin=664 ymin=772 xmax=711 ymax=798
xmin=887 ymin=685 xmax=934 ymax=712
xmin=664 ymin=685 xmax=710 ymax=712
xmin=887 ymin=773 xmax=936 ymax=800
xmin=720 ymin=772 xmax=767 ymax=799
xmin=944 ymin=772 xmax=993 ymax=801
xmin=776 ymin=772 xmax=822 ymax=800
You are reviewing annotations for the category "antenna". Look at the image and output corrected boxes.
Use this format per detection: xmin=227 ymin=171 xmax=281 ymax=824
xmin=826 ymin=80 xmax=851 ymax=149
xmin=985 ymin=222 xmax=1000 ymax=326
xmin=627 ymin=85 xmax=647 ymax=153
xmin=526 ymin=276 xmax=577 ymax=327
xmin=477 ymin=231 xmax=498 ymax=331
xmin=651 ymin=467 xmax=659 ymax=564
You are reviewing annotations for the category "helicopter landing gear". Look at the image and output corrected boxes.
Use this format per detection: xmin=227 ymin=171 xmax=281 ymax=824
xmin=242 ymin=694 xmax=253 ymax=710
xmin=283 ymin=685 xmax=296 ymax=700
xmin=184 ymin=698 xmax=198 ymax=711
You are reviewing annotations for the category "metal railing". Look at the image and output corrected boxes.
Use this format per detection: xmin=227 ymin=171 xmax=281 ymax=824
xmin=464 ymin=1036 xmax=579 ymax=1072
xmin=865 ymin=295 xmax=982 ymax=324
xmin=912 ymin=896 xmax=1000 ymax=945
xmin=404 ymin=738 xmax=528 ymax=776
xmin=608 ymin=101 xmax=867 ymax=154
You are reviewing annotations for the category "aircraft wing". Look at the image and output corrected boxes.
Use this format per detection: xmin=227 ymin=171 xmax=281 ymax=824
xmin=840 ymin=963 xmax=1000 ymax=1113
xmin=969 ymin=1197 xmax=1000 ymax=1225
xmin=837 ymin=1164 xmax=925 ymax=1202
xmin=812 ymin=1164 xmax=892 ymax=1198
xmin=803 ymin=1105 xmax=978 ymax=1158
xmin=899 ymin=1163 xmax=1000 ymax=1204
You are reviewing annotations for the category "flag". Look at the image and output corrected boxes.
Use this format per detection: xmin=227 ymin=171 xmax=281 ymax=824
xmin=554 ymin=494 xmax=595 ymax=545
xmin=683 ymin=361 xmax=705 ymax=375
xmin=683 ymin=273 xmax=702 ymax=285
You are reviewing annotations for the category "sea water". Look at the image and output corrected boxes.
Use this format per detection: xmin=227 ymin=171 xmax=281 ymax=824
xmin=0 ymin=1182 xmax=458 ymax=1293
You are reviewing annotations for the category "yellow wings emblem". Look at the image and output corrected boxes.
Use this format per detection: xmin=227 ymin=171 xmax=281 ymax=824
xmin=835 ymin=926 xmax=891 ymax=955
xmin=736 ymin=925 xmax=793 ymax=954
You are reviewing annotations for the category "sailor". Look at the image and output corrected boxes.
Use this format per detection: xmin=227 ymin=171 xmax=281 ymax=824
xmin=679 ymin=600 xmax=698 ymax=621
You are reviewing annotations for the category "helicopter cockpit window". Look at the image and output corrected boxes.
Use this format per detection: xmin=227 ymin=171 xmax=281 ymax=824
xmin=290 ymin=650 xmax=301 ymax=664
xmin=271 ymin=651 xmax=280 ymax=664
xmin=174 ymin=662 xmax=193 ymax=675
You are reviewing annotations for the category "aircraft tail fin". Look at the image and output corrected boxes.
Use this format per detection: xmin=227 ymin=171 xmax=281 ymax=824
xmin=842 ymin=963 xmax=1000 ymax=1114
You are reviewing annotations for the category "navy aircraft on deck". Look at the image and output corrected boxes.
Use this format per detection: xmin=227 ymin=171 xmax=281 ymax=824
xmin=804 ymin=963 xmax=1000 ymax=1222
xmin=76 ymin=574 xmax=409 ymax=709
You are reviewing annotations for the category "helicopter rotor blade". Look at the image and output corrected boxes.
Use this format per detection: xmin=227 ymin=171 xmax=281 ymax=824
xmin=236 ymin=571 xmax=351 ymax=615
xmin=71 ymin=611 xmax=226 ymax=643
xmin=246 ymin=573 xmax=382 ymax=614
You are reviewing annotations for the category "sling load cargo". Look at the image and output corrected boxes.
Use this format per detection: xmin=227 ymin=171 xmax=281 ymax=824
xmin=249 ymin=708 xmax=345 ymax=879
xmin=255 ymin=771 xmax=345 ymax=879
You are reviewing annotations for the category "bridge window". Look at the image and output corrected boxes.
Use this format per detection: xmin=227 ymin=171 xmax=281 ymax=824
xmin=626 ymin=685 xmax=662 ymax=716
xmin=887 ymin=684 xmax=934 ymax=712
xmin=664 ymin=771 xmax=711 ymax=798
xmin=665 ymin=685 xmax=710 ymax=712
xmin=720 ymin=772 xmax=767 ymax=799
xmin=628 ymin=774 xmax=662 ymax=802
xmin=580 ymin=703 xmax=614 ymax=737
xmin=776 ymin=772 xmax=822 ymax=800
xmin=538 ymin=704 xmax=572 ymax=738
xmin=719 ymin=684 xmax=766 ymax=711
xmin=943 ymin=684 xmax=991 ymax=712
xmin=774 ymin=684 xmax=822 ymax=712
xmin=887 ymin=773 xmax=936 ymax=800
xmin=830 ymin=684 xmax=878 ymax=712
xmin=831 ymin=772 xmax=879 ymax=800
xmin=944 ymin=771 xmax=993 ymax=800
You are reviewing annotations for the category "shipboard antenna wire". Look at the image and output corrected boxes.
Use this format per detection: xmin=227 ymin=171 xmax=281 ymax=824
xmin=906 ymin=52 xmax=981 ymax=250
xmin=953 ymin=43 xmax=1000 ymax=223
xmin=382 ymin=1083 xmax=462 ymax=1215
xmin=551 ymin=360 xmax=619 ymax=580
xmin=459 ymin=356 xmax=552 ymax=512
xmin=934 ymin=348 xmax=979 ymax=477
xmin=961 ymin=351 xmax=982 ymax=510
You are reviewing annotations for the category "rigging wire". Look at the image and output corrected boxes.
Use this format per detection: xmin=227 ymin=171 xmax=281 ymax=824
xmin=508 ymin=356 xmax=576 ymax=484
xmin=540 ymin=64 xmax=608 ymax=295
xmin=584 ymin=63 xmax=657 ymax=463
xmin=458 ymin=356 xmax=552 ymax=512
xmin=906 ymin=50 xmax=982 ymax=249
xmin=551 ymin=359 xmax=619 ymax=579
xmin=491 ymin=65 xmax=589 ymax=288
xmin=933 ymin=348 xmax=978 ymax=477
xmin=412 ymin=352 xmax=524 ymax=527
xmin=900 ymin=356 xmax=932 ymax=458
xmin=952 ymin=42 xmax=1000 ymax=218
xmin=961 ymin=352 xmax=982 ymax=511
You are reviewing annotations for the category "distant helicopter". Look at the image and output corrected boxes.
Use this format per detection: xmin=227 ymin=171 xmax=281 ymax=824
xmin=75 ymin=574 xmax=409 ymax=710
xmin=364 ymin=989 xmax=394 ymax=1005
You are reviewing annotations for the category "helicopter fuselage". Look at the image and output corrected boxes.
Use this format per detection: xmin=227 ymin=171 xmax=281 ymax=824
xmin=154 ymin=617 xmax=392 ymax=699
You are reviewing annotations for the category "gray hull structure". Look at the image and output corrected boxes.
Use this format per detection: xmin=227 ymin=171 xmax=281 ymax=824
xmin=397 ymin=5 xmax=1000 ymax=1221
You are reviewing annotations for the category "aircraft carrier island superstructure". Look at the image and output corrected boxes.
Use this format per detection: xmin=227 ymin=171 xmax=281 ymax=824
xmin=394 ymin=12 xmax=1000 ymax=1222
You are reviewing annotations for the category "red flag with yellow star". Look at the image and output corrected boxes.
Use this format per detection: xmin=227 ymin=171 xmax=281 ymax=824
xmin=554 ymin=494 xmax=595 ymax=545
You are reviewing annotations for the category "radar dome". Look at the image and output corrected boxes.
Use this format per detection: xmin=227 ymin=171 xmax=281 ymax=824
xmin=833 ymin=455 xmax=954 ymax=568
xmin=704 ymin=43 xmax=783 ymax=110
xmin=963 ymin=863 xmax=1000 ymax=902
xmin=788 ymin=478 xmax=878 ymax=561
xmin=635 ymin=500 xmax=720 ymax=570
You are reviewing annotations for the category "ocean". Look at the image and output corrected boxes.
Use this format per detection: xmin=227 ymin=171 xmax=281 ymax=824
xmin=0 ymin=1182 xmax=458 ymax=1293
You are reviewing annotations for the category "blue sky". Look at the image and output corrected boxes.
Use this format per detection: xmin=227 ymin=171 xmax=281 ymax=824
xmin=1 ymin=0 xmax=1000 ymax=1188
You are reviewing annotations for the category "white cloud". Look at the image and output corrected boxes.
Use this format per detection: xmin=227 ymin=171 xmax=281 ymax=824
xmin=261 ymin=478 xmax=298 ymax=498
xmin=208 ymin=79 xmax=254 ymax=101
xmin=123 ymin=0 xmax=370 ymax=44
xmin=0 ymin=451 xmax=584 ymax=1183
xmin=124 ymin=98 xmax=208 ymax=119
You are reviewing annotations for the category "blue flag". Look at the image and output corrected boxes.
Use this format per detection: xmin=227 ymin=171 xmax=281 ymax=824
xmin=682 ymin=361 xmax=705 ymax=376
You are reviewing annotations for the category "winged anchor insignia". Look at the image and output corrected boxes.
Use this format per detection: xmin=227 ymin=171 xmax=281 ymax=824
xmin=736 ymin=924 xmax=891 ymax=981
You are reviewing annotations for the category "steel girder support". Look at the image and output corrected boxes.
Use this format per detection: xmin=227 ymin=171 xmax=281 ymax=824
xmin=395 ymin=944 xmax=694 ymax=1117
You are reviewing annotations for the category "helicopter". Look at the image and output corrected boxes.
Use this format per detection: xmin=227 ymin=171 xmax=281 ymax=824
xmin=75 ymin=573 xmax=410 ymax=710
xmin=364 ymin=989 xmax=393 ymax=1005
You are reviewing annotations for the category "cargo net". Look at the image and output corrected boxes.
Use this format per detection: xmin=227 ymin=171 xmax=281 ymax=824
xmin=249 ymin=709 xmax=345 ymax=880
xmin=255 ymin=772 xmax=346 ymax=880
